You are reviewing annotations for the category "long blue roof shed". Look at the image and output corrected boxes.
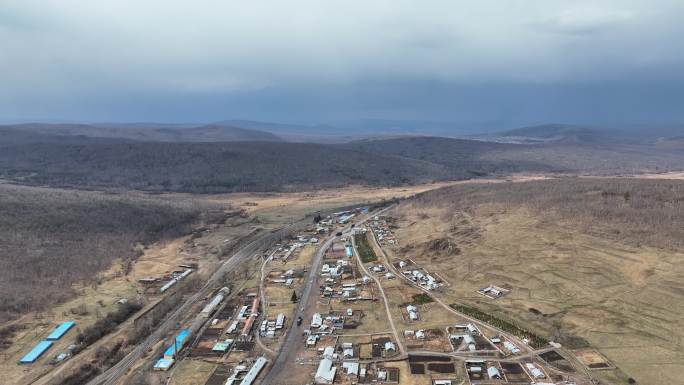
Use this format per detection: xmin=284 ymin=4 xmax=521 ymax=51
xmin=46 ymin=321 xmax=76 ymax=341
xmin=19 ymin=340 xmax=53 ymax=364
xmin=163 ymin=329 xmax=190 ymax=359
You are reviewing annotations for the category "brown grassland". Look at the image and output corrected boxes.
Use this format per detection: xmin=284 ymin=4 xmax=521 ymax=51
xmin=390 ymin=178 xmax=684 ymax=385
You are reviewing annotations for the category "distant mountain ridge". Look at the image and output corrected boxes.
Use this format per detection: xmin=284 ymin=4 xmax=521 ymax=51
xmin=489 ymin=124 xmax=605 ymax=144
xmin=485 ymin=123 xmax=684 ymax=145
xmin=0 ymin=126 xmax=136 ymax=147
xmin=0 ymin=122 xmax=283 ymax=143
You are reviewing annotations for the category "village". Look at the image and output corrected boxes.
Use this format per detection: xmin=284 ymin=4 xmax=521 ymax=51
xmin=14 ymin=208 xmax=608 ymax=385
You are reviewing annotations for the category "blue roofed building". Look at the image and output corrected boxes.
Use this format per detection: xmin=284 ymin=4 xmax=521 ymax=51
xmin=46 ymin=321 xmax=76 ymax=341
xmin=19 ymin=340 xmax=53 ymax=364
xmin=163 ymin=329 xmax=190 ymax=360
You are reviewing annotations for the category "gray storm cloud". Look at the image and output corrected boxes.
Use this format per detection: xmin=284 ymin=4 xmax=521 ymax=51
xmin=0 ymin=0 xmax=683 ymax=124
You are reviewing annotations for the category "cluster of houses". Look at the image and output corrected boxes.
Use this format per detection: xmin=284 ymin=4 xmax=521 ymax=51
xmin=404 ymin=329 xmax=429 ymax=340
xmin=223 ymin=356 xmax=268 ymax=385
xmin=394 ymin=259 xmax=445 ymax=291
xmin=321 ymin=260 xmax=350 ymax=279
xmin=448 ymin=323 xmax=481 ymax=352
xmin=490 ymin=335 xmax=521 ymax=355
xmin=270 ymin=269 xmax=297 ymax=287
xmin=307 ymin=310 xmax=358 ymax=336
xmin=313 ymin=343 xmax=397 ymax=384
xmin=465 ymin=360 xmax=504 ymax=381
xmin=404 ymin=268 xmax=441 ymax=290
xmin=223 ymin=294 xmax=261 ymax=340
xmin=465 ymin=359 xmax=549 ymax=383
xmin=319 ymin=251 xmax=376 ymax=302
xmin=259 ymin=313 xmax=285 ymax=338
xmin=370 ymin=216 xmax=398 ymax=246
xmin=332 ymin=207 xmax=369 ymax=225
xmin=272 ymin=241 xmax=305 ymax=261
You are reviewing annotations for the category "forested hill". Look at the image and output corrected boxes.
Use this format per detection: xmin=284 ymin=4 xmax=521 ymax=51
xmin=1 ymin=135 xmax=682 ymax=193
xmin=0 ymin=141 xmax=454 ymax=193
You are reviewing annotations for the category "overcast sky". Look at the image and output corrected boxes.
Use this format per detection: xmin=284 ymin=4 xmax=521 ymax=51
xmin=1 ymin=0 xmax=683 ymax=127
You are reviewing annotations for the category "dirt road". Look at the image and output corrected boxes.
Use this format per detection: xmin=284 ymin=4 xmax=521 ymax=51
xmin=260 ymin=229 xmax=338 ymax=384
xmin=351 ymin=233 xmax=405 ymax=355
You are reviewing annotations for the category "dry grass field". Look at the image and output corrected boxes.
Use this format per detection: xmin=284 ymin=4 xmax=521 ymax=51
xmin=181 ymin=181 xmax=462 ymax=226
xmin=389 ymin=179 xmax=684 ymax=385
xmin=168 ymin=359 xmax=215 ymax=385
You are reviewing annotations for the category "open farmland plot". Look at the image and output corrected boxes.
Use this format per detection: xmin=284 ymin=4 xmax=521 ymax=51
xmin=574 ymin=348 xmax=615 ymax=370
xmin=392 ymin=179 xmax=684 ymax=385
xmin=354 ymin=233 xmax=379 ymax=263
xmin=168 ymin=359 xmax=216 ymax=385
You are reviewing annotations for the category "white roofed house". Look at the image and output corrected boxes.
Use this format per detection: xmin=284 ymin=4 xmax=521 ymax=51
xmin=377 ymin=369 xmax=387 ymax=381
xmin=526 ymin=363 xmax=545 ymax=378
xmin=342 ymin=361 xmax=359 ymax=377
xmin=407 ymin=304 xmax=419 ymax=320
xmin=463 ymin=334 xmax=476 ymax=351
xmin=276 ymin=313 xmax=285 ymax=329
xmin=487 ymin=366 xmax=502 ymax=379
xmin=306 ymin=334 xmax=319 ymax=347
xmin=467 ymin=323 xmax=477 ymax=334
xmin=315 ymin=358 xmax=336 ymax=384
xmin=311 ymin=313 xmax=323 ymax=328
xmin=323 ymin=345 xmax=335 ymax=359
xmin=504 ymin=340 xmax=521 ymax=354
xmin=425 ymin=274 xmax=438 ymax=289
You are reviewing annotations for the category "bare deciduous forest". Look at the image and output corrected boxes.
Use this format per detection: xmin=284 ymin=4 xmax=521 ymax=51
xmin=0 ymin=141 xmax=453 ymax=193
xmin=2 ymin=136 xmax=683 ymax=193
xmin=0 ymin=185 xmax=204 ymax=322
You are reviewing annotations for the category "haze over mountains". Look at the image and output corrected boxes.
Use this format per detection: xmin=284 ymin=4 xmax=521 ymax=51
xmin=0 ymin=122 xmax=281 ymax=144
xmin=3 ymin=120 xmax=684 ymax=144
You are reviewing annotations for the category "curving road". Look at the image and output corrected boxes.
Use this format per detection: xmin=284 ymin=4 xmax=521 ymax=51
xmin=350 ymin=232 xmax=405 ymax=355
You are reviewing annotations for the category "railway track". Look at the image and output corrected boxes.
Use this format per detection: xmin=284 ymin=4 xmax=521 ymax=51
xmin=86 ymin=223 xmax=302 ymax=385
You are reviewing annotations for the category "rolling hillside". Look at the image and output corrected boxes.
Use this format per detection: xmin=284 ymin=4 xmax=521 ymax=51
xmin=341 ymin=136 xmax=555 ymax=174
xmin=0 ymin=141 xmax=454 ymax=192
xmin=392 ymin=178 xmax=684 ymax=385
xmin=1 ymin=133 xmax=683 ymax=193
xmin=0 ymin=184 xmax=206 ymax=322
